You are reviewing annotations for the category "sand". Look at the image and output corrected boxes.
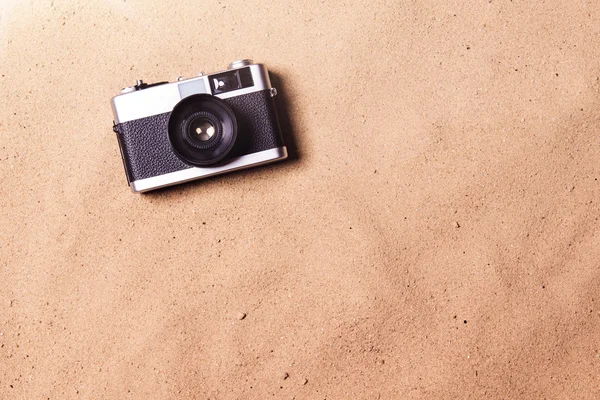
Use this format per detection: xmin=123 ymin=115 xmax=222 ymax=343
xmin=1 ymin=0 xmax=599 ymax=398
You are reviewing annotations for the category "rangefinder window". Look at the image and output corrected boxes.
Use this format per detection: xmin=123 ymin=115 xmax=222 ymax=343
xmin=211 ymin=67 xmax=254 ymax=95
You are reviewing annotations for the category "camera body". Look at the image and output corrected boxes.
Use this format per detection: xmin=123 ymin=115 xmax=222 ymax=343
xmin=111 ymin=60 xmax=287 ymax=193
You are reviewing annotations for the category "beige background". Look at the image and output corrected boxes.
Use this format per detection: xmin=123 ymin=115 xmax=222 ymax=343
xmin=1 ymin=0 xmax=600 ymax=399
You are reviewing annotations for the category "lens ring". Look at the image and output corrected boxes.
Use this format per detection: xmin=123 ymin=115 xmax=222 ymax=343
xmin=182 ymin=111 xmax=222 ymax=150
xmin=168 ymin=94 xmax=238 ymax=167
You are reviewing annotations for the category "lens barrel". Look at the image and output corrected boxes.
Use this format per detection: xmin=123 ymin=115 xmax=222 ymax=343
xmin=168 ymin=94 xmax=238 ymax=167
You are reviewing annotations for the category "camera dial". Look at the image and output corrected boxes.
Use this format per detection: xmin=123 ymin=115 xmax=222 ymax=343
xmin=228 ymin=59 xmax=253 ymax=69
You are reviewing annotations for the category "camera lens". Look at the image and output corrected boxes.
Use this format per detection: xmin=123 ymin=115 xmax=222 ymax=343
xmin=168 ymin=94 xmax=237 ymax=167
xmin=182 ymin=111 xmax=222 ymax=150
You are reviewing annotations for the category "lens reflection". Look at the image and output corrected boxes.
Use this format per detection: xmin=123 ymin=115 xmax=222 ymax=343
xmin=193 ymin=121 xmax=215 ymax=142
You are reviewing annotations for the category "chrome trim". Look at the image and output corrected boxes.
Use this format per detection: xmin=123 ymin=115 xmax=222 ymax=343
xmin=130 ymin=147 xmax=288 ymax=193
xmin=111 ymin=63 xmax=272 ymax=124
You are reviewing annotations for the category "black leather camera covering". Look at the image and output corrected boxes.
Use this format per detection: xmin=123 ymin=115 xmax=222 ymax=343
xmin=114 ymin=89 xmax=284 ymax=182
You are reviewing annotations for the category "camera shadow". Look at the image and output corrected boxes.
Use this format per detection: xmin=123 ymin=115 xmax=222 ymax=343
xmin=269 ymin=71 xmax=299 ymax=161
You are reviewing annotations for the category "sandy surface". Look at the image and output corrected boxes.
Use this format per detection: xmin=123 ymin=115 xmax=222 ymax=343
xmin=1 ymin=0 xmax=600 ymax=399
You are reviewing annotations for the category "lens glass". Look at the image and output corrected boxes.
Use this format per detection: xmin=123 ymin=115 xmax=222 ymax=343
xmin=190 ymin=118 xmax=215 ymax=142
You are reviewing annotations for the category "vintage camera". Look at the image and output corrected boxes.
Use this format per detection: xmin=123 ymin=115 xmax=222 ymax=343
xmin=111 ymin=60 xmax=287 ymax=193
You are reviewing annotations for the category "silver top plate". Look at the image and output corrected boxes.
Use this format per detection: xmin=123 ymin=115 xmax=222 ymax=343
xmin=111 ymin=63 xmax=272 ymax=124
